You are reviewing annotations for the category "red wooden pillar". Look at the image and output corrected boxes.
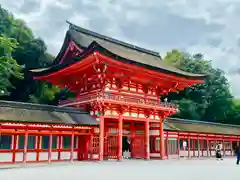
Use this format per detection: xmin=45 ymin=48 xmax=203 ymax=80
xmin=192 ymin=139 xmax=195 ymax=157
xmin=99 ymin=116 xmax=104 ymax=161
xmin=70 ymin=130 xmax=75 ymax=162
xmin=130 ymin=122 xmax=135 ymax=158
xmin=201 ymin=139 xmax=204 ymax=156
xmin=58 ymin=135 xmax=63 ymax=161
xmin=48 ymin=134 xmax=53 ymax=163
xmin=145 ymin=119 xmax=150 ymax=160
xmin=197 ymin=134 xmax=200 ymax=158
xmin=104 ymin=122 xmax=108 ymax=159
xmin=230 ymin=137 xmax=233 ymax=156
xmin=90 ymin=128 xmax=94 ymax=160
xmin=188 ymin=135 xmax=190 ymax=158
xmin=36 ymin=135 xmax=41 ymax=162
xmin=206 ymin=136 xmax=209 ymax=157
xmin=23 ymin=131 xmax=28 ymax=163
xmin=12 ymin=134 xmax=17 ymax=163
xmin=222 ymin=138 xmax=225 ymax=157
xmin=177 ymin=132 xmax=180 ymax=159
xmin=86 ymin=135 xmax=91 ymax=160
xmin=117 ymin=115 xmax=123 ymax=161
xmin=166 ymin=131 xmax=169 ymax=159
xmin=159 ymin=119 xmax=164 ymax=159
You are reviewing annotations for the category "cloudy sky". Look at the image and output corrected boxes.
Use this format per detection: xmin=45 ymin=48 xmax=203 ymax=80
xmin=2 ymin=0 xmax=240 ymax=96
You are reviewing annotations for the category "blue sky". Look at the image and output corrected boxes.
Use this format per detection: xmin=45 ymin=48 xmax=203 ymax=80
xmin=2 ymin=0 xmax=240 ymax=96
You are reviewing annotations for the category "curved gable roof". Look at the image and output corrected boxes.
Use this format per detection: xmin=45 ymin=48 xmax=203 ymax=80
xmin=66 ymin=22 xmax=206 ymax=79
xmin=29 ymin=21 xmax=207 ymax=80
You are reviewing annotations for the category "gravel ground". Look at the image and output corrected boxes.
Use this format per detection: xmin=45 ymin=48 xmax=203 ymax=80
xmin=0 ymin=158 xmax=239 ymax=180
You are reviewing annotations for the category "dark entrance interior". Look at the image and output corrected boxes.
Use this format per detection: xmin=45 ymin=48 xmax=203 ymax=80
xmin=122 ymin=136 xmax=131 ymax=159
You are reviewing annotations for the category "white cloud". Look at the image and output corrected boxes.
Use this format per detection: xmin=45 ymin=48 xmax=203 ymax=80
xmin=2 ymin=0 xmax=240 ymax=97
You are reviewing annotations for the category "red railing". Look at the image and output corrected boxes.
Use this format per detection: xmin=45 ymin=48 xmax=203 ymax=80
xmin=60 ymin=93 xmax=177 ymax=110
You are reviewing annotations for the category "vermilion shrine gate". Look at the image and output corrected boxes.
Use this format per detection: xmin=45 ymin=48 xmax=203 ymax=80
xmin=29 ymin=21 xmax=206 ymax=161
xmin=0 ymin=22 xmax=239 ymax=165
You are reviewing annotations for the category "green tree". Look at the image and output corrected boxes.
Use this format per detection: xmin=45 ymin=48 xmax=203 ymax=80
xmin=164 ymin=50 xmax=233 ymax=123
xmin=225 ymin=99 xmax=240 ymax=125
xmin=0 ymin=35 xmax=22 ymax=95
xmin=0 ymin=5 xmax=62 ymax=103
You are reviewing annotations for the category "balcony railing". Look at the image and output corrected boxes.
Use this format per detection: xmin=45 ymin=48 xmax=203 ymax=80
xmin=102 ymin=93 xmax=177 ymax=109
xmin=59 ymin=93 xmax=178 ymax=110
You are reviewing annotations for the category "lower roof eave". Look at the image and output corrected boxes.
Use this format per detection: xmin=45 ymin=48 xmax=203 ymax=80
xmin=0 ymin=120 xmax=97 ymax=129
xmin=0 ymin=100 xmax=99 ymax=126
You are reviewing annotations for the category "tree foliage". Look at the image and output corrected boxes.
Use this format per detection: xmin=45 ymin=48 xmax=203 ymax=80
xmin=0 ymin=35 xmax=22 ymax=94
xmin=164 ymin=50 xmax=234 ymax=124
xmin=0 ymin=5 xmax=59 ymax=103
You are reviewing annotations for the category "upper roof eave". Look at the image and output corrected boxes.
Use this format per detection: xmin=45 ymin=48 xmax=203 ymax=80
xmin=29 ymin=43 xmax=207 ymax=80
xmin=28 ymin=21 xmax=207 ymax=80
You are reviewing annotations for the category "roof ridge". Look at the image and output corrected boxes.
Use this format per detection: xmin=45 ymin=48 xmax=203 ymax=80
xmin=66 ymin=21 xmax=161 ymax=58
xmin=167 ymin=117 xmax=240 ymax=128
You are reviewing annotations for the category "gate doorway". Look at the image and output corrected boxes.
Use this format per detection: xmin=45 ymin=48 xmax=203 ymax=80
xmin=77 ymin=135 xmax=90 ymax=161
xmin=122 ymin=136 xmax=131 ymax=159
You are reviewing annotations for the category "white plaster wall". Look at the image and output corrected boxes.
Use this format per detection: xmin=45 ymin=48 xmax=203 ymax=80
xmin=0 ymin=150 xmax=234 ymax=163
xmin=0 ymin=152 xmax=79 ymax=163
xmin=178 ymin=150 xmax=232 ymax=157
xmin=0 ymin=153 xmax=12 ymax=162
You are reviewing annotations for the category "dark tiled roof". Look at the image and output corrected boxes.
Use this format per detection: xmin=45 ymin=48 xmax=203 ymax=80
xmin=165 ymin=118 xmax=240 ymax=136
xmin=0 ymin=101 xmax=98 ymax=125
xmin=67 ymin=22 xmax=206 ymax=79
xmin=29 ymin=21 xmax=206 ymax=80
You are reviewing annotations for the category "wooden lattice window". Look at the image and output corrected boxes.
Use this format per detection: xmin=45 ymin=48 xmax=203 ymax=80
xmin=92 ymin=136 xmax=99 ymax=153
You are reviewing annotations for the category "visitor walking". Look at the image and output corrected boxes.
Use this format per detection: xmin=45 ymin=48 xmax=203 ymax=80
xmin=215 ymin=143 xmax=222 ymax=160
xmin=236 ymin=145 xmax=240 ymax=165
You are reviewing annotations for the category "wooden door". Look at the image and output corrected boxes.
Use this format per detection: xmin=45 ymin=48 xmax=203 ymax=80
xmin=131 ymin=135 xmax=145 ymax=159
xmin=77 ymin=135 xmax=89 ymax=161
xmin=104 ymin=135 xmax=118 ymax=159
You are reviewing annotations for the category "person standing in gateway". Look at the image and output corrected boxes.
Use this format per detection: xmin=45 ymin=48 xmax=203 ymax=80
xmin=183 ymin=140 xmax=187 ymax=157
xmin=215 ymin=143 xmax=223 ymax=160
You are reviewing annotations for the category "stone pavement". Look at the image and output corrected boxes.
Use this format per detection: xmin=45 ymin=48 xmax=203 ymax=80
xmin=0 ymin=158 xmax=239 ymax=180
